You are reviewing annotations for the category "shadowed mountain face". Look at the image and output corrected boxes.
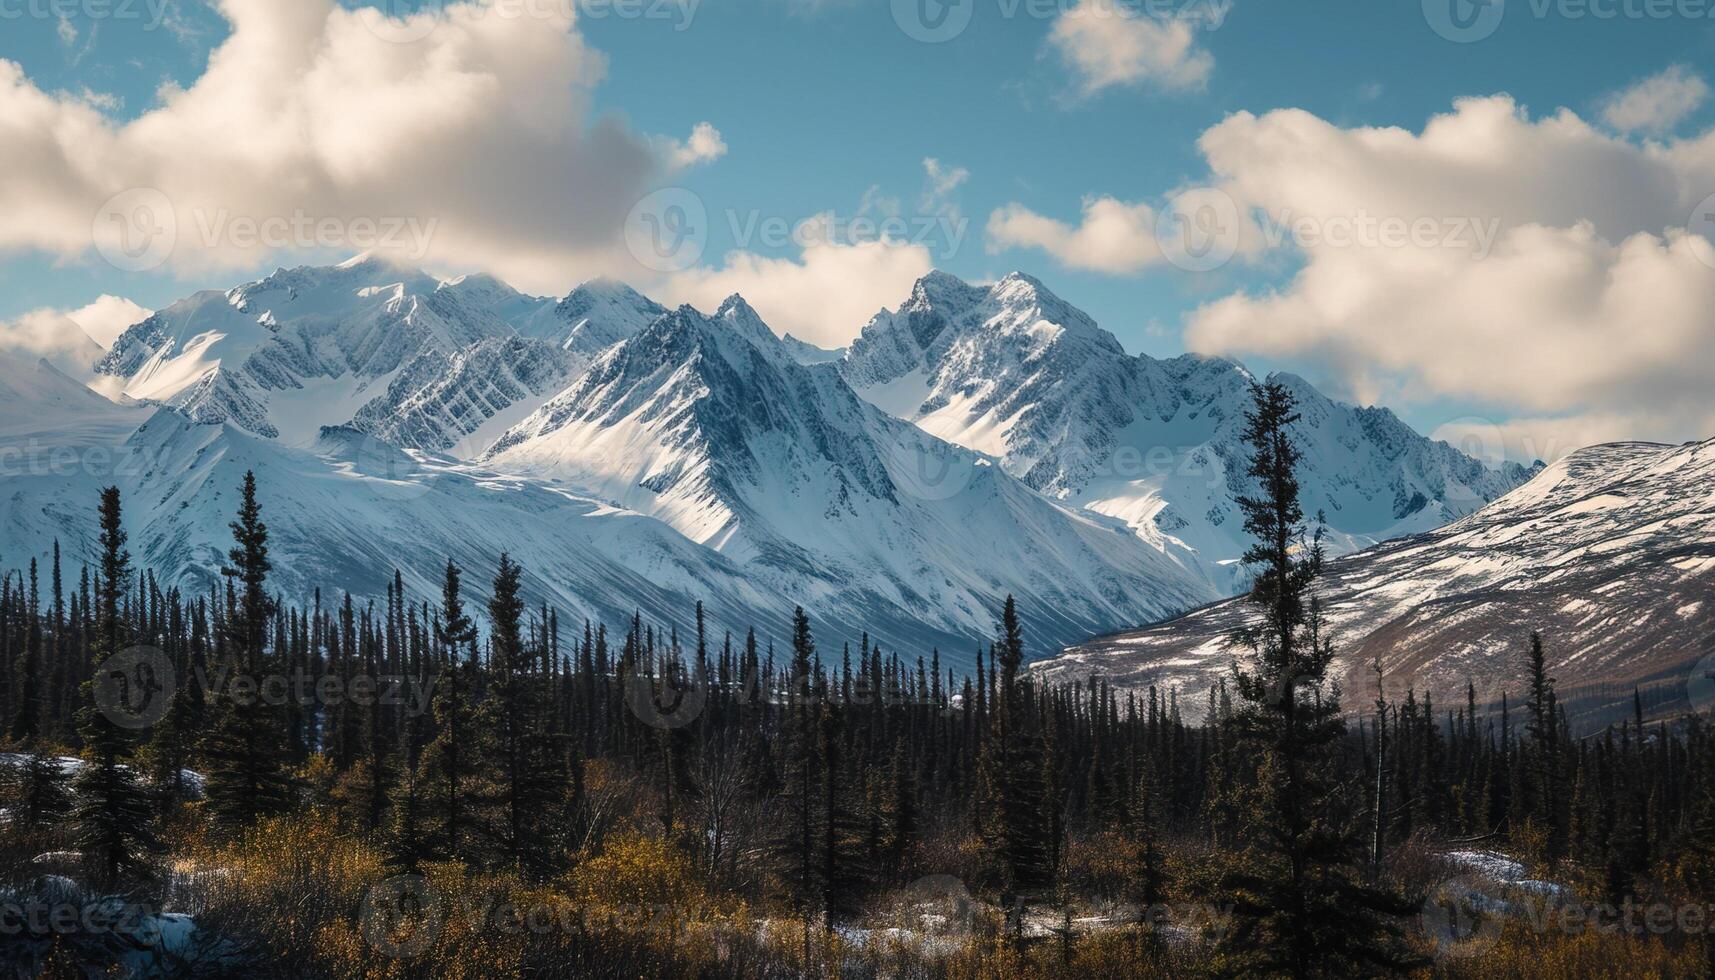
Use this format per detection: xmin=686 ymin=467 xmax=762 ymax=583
xmin=1032 ymin=438 xmax=1715 ymax=733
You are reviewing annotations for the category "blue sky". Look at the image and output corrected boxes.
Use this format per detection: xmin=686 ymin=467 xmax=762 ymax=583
xmin=3 ymin=0 xmax=1714 ymax=457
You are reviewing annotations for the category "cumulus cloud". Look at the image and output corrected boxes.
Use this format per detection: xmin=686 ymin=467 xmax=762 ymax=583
xmin=66 ymin=295 xmax=152 ymax=348
xmin=657 ymin=223 xmax=934 ymax=349
xmin=1601 ymin=65 xmax=1708 ymax=135
xmin=987 ymin=196 xmax=1162 ymax=274
xmin=1172 ymin=96 xmax=1715 ymax=455
xmin=0 ymin=296 xmax=149 ymax=380
xmin=662 ymin=122 xmax=728 ymax=170
xmin=1048 ymin=0 xmax=1220 ymax=96
xmin=0 ymin=0 xmax=721 ymax=294
xmin=985 ymin=185 xmax=1263 ymax=274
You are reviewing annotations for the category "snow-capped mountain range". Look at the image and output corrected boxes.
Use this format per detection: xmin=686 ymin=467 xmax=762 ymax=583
xmin=1031 ymin=438 xmax=1715 ymax=732
xmin=842 ymin=271 xmax=1536 ymax=593
xmin=1 ymin=261 xmax=1532 ymax=663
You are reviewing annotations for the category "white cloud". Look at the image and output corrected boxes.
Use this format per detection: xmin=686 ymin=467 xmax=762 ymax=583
xmin=0 ymin=0 xmax=715 ymax=294
xmin=921 ymin=158 xmax=969 ymax=210
xmin=1601 ymin=64 xmax=1708 ymax=135
xmin=662 ymin=122 xmax=728 ymax=170
xmin=67 ymin=295 xmax=152 ymax=348
xmin=1170 ymin=95 xmax=1715 ymax=455
xmin=987 ymin=196 xmax=1161 ymax=274
xmin=0 ymin=295 xmax=149 ymax=380
xmin=985 ymin=185 xmax=1263 ymax=274
xmin=1048 ymin=0 xmax=1219 ymax=96
xmin=657 ymin=232 xmax=933 ymax=349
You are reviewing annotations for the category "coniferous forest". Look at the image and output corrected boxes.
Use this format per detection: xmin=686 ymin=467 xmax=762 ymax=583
xmin=3 ymin=383 xmax=1714 ymax=978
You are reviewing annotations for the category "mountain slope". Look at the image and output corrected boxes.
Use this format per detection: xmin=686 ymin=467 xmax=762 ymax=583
xmin=1030 ymin=438 xmax=1715 ymax=731
xmin=89 ymin=261 xmax=657 ymax=452
xmin=0 ymin=402 xmax=796 ymax=649
xmin=843 ymin=272 xmax=1534 ymax=593
xmin=485 ymin=297 xmax=1217 ymax=657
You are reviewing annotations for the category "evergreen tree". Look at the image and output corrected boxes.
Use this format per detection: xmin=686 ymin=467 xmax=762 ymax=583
xmin=1201 ymin=382 xmax=1421 ymax=977
xmin=986 ymin=595 xmax=1054 ymax=902
xmin=7 ymin=749 xmax=72 ymax=833
xmin=479 ymin=554 xmax=564 ymax=875
xmin=71 ymin=486 xmax=158 ymax=886
xmin=202 ymin=472 xmax=296 ymax=830
xmin=420 ymin=559 xmax=482 ymax=862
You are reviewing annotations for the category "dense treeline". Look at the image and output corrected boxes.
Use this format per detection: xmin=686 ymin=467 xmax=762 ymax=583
xmin=2 ymin=383 xmax=1712 ymax=977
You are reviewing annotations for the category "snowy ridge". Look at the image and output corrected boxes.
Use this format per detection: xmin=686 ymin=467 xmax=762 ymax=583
xmin=843 ymin=272 xmax=1534 ymax=594
xmin=1030 ymin=438 xmax=1715 ymax=732
xmin=486 ymin=297 xmax=1215 ymax=658
xmin=90 ymin=261 xmax=654 ymax=451
xmin=9 ymin=262 xmax=1548 ymax=667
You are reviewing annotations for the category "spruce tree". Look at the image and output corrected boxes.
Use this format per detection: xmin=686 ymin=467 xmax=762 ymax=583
xmin=987 ymin=595 xmax=1054 ymax=902
xmin=478 ymin=554 xmax=563 ymax=875
xmin=420 ymin=559 xmax=482 ymax=862
xmin=71 ymin=486 xmax=158 ymax=885
xmin=8 ymin=749 xmax=72 ymax=833
xmin=202 ymin=472 xmax=296 ymax=830
xmin=1201 ymin=381 xmax=1421 ymax=977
